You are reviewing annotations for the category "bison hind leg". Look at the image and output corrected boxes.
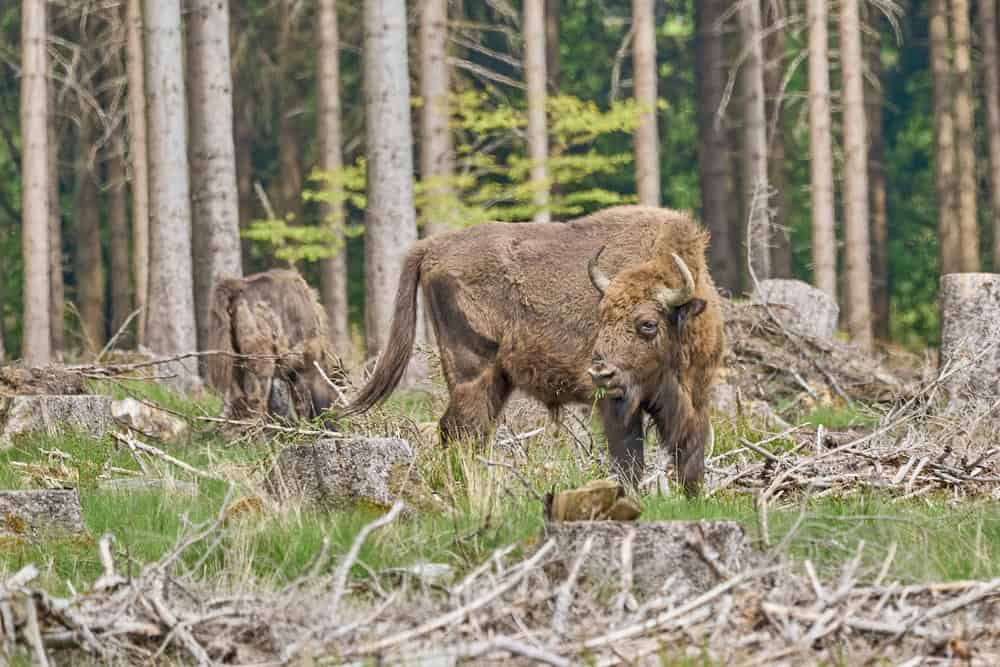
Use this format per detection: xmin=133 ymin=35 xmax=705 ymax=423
xmin=439 ymin=367 xmax=511 ymax=446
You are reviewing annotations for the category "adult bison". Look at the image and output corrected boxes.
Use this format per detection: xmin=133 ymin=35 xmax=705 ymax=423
xmin=206 ymin=270 xmax=344 ymax=421
xmin=343 ymin=206 xmax=724 ymax=495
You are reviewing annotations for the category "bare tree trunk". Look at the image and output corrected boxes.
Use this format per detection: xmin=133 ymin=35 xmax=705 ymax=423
xmin=278 ymin=0 xmax=303 ymax=225
xmin=188 ymin=0 xmax=242 ymax=359
xmin=126 ymin=0 xmax=150 ymax=346
xmin=632 ymin=0 xmax=660 ymax=207
xmin=866 ymin=15 xmax=890 ymax=340
xmin=739 ymin=0 xmax=771 ymax=279
xmin=143 ymin=0 xmax=198 ymax=365
xmin=109 ymin=135 xmax=132 ymax=338
xmin=545 ymin=0 xmax=560 ymax=91
xmin=317 ymin=0 xmax=350 ymax=358
xmin=840 ymin=0 xmax=873 ymax=351
xmin=47 ymin=74 xmax=64 ymax=358
xmin=419 ymin=0 xmax=455 ymax=236
xmin=696 ymin=0 xmax=739 ymax=294
xmin=952 ymin=0 xmax=979 ymax=272
xmin=764 ymin=1 xmax=790 ymax=278
xmin=20 ymin=0 xmax=51 ymax=365
xmin=983 ymin=0 xmax=1000 ymax=271
xmin=524 ymin=0 xmax=550 ymax=222
xmin=363 ymin=0 xmax=424 ymax=369
xmin=930 ymin=0 xmax=961 ymax=274
xmin=236 ymin=103 xmax=255 ymax=270
xmin=75 ymin=120 xmax=105 ymax=353
xmin=807 ymin=0 xmax=837 ymax=300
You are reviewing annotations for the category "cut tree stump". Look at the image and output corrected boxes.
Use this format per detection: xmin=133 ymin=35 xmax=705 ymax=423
xmin=0 ymin=489 xmax=87 ymax=538
xmin=264 ymin=437 xmax=415 ymax=509
xmin=0 ymin=395 xmax=114 ymax=449
xmin=939 ymin=273 xmax=1000 ymax=405
xmin=752 ymin=278 xmax=839 ymax=340
xmin=541 ymin=520 xmax=753 ymax=597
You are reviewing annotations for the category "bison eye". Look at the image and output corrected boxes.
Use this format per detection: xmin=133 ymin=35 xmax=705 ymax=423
xmin=637 ymin=320 xmax=658 ymax=338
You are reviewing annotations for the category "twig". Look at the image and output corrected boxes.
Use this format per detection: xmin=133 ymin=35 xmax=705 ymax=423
xmin=327 ymin=502 xmax=405 ymax=620
xmin=113 ymin=431 xmax=224 ymax=483
xmin=24 ymin=593 xmax=51 ymax=667
xmin=96 ymin=308 xmax=142 ymax=362
xmin=552 ymin=535 xmax=594 ymax=635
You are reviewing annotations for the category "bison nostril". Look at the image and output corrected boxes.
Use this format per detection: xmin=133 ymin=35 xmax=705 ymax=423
xmin=587 ymin=364 xmax=617 ymax=382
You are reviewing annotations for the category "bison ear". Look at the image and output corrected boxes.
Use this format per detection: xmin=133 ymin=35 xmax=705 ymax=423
xmin=666 ymin=298 xmax=706 ymax=334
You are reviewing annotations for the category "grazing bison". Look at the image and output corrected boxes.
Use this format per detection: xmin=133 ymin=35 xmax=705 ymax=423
xmin=342 ymin=206 xmax=724 ymax=495
xmin=206 ymin=270 xmax=344 ymax=421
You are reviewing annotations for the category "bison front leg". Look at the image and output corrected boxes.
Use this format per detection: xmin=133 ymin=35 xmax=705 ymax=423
xmin=598 ymin=398 xmax=645 ymax=488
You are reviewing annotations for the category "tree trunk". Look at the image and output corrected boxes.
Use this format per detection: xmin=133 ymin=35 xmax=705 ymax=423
xmin=20 ymin=0 xmax=51 ymax=365
xmin=188 ymin=0 xmax=243 ymax=359
xmin=981 ymin=0 xmax=1000 ymax=271
xmin=47 ymin=73 xmax=64 ymax=358
xmin=363 ymin=0 xmax=424 ymax=369
xmin=126 ymin=0 xmax=150 ymax=346
xmin=807 ymin=0 xmax=837 ymax=301
xmin=930 ymin=0 xmax=960 ymax=275
xmin=75 ymin=120 xmax=105 ymax=353
xmin=840 ymin=0 xmax=873 ymax=351
xmin=109 ymin=135 xmax=132 ymax=339
xmin=278 ymin=0 xmax=303 ymax=225
xmin=545 ymin=0 xmax=560 ymax=91
xmin=739 ymin=0 xmax=771 ymax=279
xmin=419 ymin=0 xmax=455 ymax=236
xmin=632 ymin=0 xmax=660 ymax=207
xmin=695 ymin=0 xmax=740 ymax=294
xmin=524 ymin=0 xmax=550 ymax=222
xmin=938 ymin=273 xmax=1000 ymax=407
xmin=764 ymin=1 xmax=790 ymax=278
xmin=317 ymin=0 xmax=350 ymax=358
xmin=951 ymin=0 xmax=979 ymax=272
xmin=143 ymin=0 xmax=198 ymax=367
xmin=866 ymin=15 xmax=890 ymax=340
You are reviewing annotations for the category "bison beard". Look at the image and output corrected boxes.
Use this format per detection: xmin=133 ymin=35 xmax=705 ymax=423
xmin=341 ymin=205 xmax=724 ymax=496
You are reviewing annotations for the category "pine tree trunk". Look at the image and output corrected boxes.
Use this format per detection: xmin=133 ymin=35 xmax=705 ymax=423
xmin=739 ymin=0 xmax=771 ymax=279
xmin=695 ymin=0 xmax=740 ymax=294
xmin=632 ymin=0 xmax=660 ymax=207
xmin=419 ymin=0 xmax=455 ymax=236
xmin=109 ymin=135 xmax=132 ymax=338
xmin=951 ymin=0 xmax=979 ymax=272
xmin=764 ymin=1 xmax=790 ymax=278
xmin=981 ymin=0 xmax=1000 ymax=271
xmin=807 ymin=0 xmax=837 ymax=301
xmin=317 ymin=0 xmax=350 ymax=358
xmin=363 ymin=0 xmax=424 ymax=368
xmin=126 ymin=0 xmax=150 ymax=346
xmin=20 ymin=0 xmax=51 ymax=365
xmin=840 ymin=0 xmax=873 ymax=351
xmin=930 ymin=0 xmax=961 ymax=275
xmin=524 ymin=0 xmax=550 ymax=222
xmin=143 ymin=0 xmax=198 ymax=366
xmin=188 ymin=0 xmax=243 ymax=359
xmin=278 ymin=0 xmax=303 ymax=225
xmin=47 ymin=73 xmax=64 ymax=358
xmin=75 ymin=120 xmax=106 ymax=353
xmin=545 ymin=0 xmax=560 ymax=91
xmin=866 ymin=15 xmax=890 ymax=340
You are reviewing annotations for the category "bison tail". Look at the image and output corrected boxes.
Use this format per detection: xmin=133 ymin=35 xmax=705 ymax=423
xmin=206 ymin=282 xmax=236 ymax=393
xmin=341 ymin=244 xmax=427 ymax=417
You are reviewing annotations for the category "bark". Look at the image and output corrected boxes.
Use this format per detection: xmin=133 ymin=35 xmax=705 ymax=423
xmin=951 ymin=0 xmax=979 ymax=271
xmin=938 ymin=274 xmax=1000 ymax=407
xmin=524 ymin=0 xmax=550 ymax=222
xmin=739 ymin=0 xmax=771 ymax=279
xmin=546 ymin=0 xmax=560 ymax=91
xmin=20 ymin=0 xmax=52 ymax=365
xmin=278 ymin=0 xmax=303 ymax=224
xmin=188 ymin=0 xmax=243 ymax=358
xmin=840 ymin=0 xmax=873 ymax=351
xmin=126 ymin=0 xmax=150 ymax=346
xmin=75 ymin=120 xmax=106 ymax=353
xmin=866 ymin=17 xmax=890 ymax=340
xmin=695 ymin=0 xmax=740 ymax=294
xmin=363 ymin=0 xmax=424 ymax=365
xmin=981 ymin=0 xmax=1000 ymax=271
xmin=930 ymin=0 xmax=960 ymax=274
xmin=143 ymin=0 xmax=198 ymax=363
xmin=632 ymin=0 xmax=660 ymax=207
xmin=807 ymin=0 xmax=837 ymax=300
xmin=317 ymin=0 xmax=350 ymax=357
xmin=47 ymin=73 xmax=64 ymax=357
xmin=764 ymin=1 xmax=790 ymax=278
xmin=109 ymin=135 xmax=132 ymax=338
xmin=419 ymin=0 xmax=455 ymax=236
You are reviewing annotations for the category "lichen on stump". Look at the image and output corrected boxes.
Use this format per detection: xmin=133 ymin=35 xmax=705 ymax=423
xmin=0 ymin=489 xmax=87 ymax=539
xmin=939 ymin=273 xmax=1000 ymax=408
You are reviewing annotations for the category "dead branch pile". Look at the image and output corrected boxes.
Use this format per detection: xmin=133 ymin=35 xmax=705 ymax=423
xmin=0 ymin=364 xmax=88 ymax=397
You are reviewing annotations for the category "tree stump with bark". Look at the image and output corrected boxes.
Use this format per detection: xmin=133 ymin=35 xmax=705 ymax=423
xmin=938 ymin=273 xmax=1000 ymax=405
xmin=0 ymin=395 xmax=113 ymax=449
xmin=0 ymin=490 xmax=87 ymax=539
xmin=751 ymin=278 xmax=839 ymax=340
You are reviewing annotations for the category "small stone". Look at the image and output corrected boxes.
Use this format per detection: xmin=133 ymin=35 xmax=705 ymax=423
xmin=0 ymin=489 xmax=87 ymax=538
xmin=752 ymin=279 xmax=839 ymax=340
xmin=111 ymin=397 xmax=189 ymax=443
xmin=0 ymin=395 xmax=114 ymax=449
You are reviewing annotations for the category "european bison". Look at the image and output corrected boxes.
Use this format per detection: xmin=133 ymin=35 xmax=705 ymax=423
xmin=342 ymin=205 xmax=724 ymax=495
xmin=206 ymin=270 xmax=344 ymax=421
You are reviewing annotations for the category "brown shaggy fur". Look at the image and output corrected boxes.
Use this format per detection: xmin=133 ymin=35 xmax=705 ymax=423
xmin=343 ymin=206 xmax=725 ymax=495
xmin=206 ymin=270 xmax=344 ymax=420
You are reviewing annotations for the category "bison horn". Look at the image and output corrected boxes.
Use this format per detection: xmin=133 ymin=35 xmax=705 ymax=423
xmin=588 ymin=246 xmax=611 ymax=295
xmin=655 ymin=253 xmax=696 ymax=308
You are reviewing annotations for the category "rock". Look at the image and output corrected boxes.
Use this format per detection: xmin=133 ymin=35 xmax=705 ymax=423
xmin=938 ymin=273 xmax=1000 ymax=406
xmin=0 ymin=489 xmax=87 ymax=538
xmin=541 ymin=520 xmax=752 ymax=598
xmin=545 ymin=479 xmax=642 ymax=522
xmin=0 ymin=394 xmax=114 ymax=449
xmin=265 ymin=437 xmax=415 ymax=509
xmin=752 ymin=278 xmax=839 ymax=340
xmin=111 ymin=397 xmax=189 ymax=443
